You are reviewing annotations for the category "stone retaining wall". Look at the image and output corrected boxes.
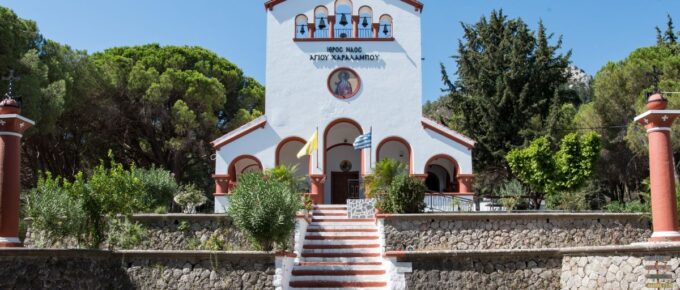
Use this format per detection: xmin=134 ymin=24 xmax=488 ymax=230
xmin=396 ymin=251 xmax=562 ymax=290
xmin=0 ymin=249 xmax=276 ymax=290
xmin=560 ymin=244 xmax=680 ymax=289
xmin=382 ymin=213 xmax=651 ymax=251
xmin=25 ymin=214 xmax=253 ymax=251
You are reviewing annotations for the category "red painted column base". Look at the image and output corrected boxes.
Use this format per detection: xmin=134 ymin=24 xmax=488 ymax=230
xmin=650 ymin=232 xmax=680 ymax=242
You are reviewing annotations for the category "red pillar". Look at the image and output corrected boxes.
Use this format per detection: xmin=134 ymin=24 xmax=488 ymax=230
xmin=212 ymin=174 xmax=230 ymax=197
xmin=457 ymin=174 xmax=475 ymax=194
xmin=309 ymin=174 xmax=326 ymax=204
xmin=635 ymin=93 xmax=680 ymax=242
xmin=0 ymin=99 xmax=33 ymax=248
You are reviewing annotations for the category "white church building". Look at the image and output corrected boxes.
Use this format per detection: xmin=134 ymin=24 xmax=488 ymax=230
xmin=211 ymin=0 xmax=475 ymax=213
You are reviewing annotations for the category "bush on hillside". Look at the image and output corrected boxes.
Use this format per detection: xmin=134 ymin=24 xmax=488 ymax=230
xmin=23 ymin=153 xmax=182 ymax=248
xmin=228 ymin=171 xmax=303 ymax=251
xmin=134 ymin=166 xmax=180 ymax=212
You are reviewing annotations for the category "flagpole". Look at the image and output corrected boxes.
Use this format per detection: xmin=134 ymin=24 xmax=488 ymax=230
xmin=369 ymin=126 xmax=373 ymax=169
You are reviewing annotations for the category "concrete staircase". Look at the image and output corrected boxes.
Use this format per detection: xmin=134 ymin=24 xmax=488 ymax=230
xmin=289 ymin=204 xmax=387 ymax=289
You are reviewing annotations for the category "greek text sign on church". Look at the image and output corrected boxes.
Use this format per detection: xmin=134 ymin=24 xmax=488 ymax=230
xmin=211 ymin=0 xmax=475 ymax=212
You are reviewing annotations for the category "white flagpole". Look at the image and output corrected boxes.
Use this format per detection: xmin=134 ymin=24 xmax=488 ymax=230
xmin=369 ymin=126 xmax=373 ymax=169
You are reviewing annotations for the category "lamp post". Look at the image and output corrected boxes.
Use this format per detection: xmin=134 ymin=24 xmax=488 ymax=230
xmin=634 ymin=92 xmax=680 ymax=242
xmin=0 ymin=71 xmax=34 ymax=247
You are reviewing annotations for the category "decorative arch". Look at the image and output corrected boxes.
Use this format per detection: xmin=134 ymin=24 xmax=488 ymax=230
xmin=314 ymin=6 xmax=330 ymax=38
xmin=323 ymin=118 xmax=365 ymax=175
xmin=275 ymin=136 xmax=311 ymax=177
xmin=378 ymin=14 xmax=393 ymax=38
xmin=334 ymin=0 xmax=353 ymax=38
xmin=376 ymin=136 xmax=413 ymax=174
xmin=423 ymin=154 xmax=461 ymax=193
xmin=228 ymin=155 xmax=263 ymax=183
xmin=358 ymin=6 xmax=374 ymax=38
xmin=295 ymin=14 xmax=309 ymax=38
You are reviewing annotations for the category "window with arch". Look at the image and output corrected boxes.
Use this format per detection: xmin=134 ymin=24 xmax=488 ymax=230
xmin=358 ymin=6 xmax=373 ymax=38
xmin=295 ymin=14 xmax=309 ymax=38
xmin=334 ymin=0 xmax=353 ymax=38
xmin=314 ymin=6 xmax=329 ymax=38
xmin=379 ymin=15 xmax=393 ymax=38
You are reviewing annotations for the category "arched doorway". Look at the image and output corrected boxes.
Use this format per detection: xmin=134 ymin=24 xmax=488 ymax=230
xmin=324 ymin=119 xmax=364 ymax=204
xmin=424 ymin=155 xmax=459 ymax=193
xmin=276 ymin=137 xmax=311 ymax=191
xmin=228 ymin=155 xmax=263 ymax=185
xmin=376 ymin=136 xmax=412 ymax=173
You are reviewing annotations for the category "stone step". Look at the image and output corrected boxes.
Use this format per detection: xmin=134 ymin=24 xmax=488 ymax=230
xmin=301 ymin=252 xmax=381 ymax=258
xmin=312 ymin=212 xmax=348 ymax=217
xmin=306 ymin=231 xmax=378 ymax=237
xmin=310 ymin=221 xmax=376 ymax=227
xmin=307 ymin=228 xmax=377 ymax=233
xmin=289 ymin=279 xmax=387 ymax=289
xmin=303 ymin=243 xmax=380 ymax=250
xmin=298 ymin=261 xmax=383 ymax=266
xmin=302 ymin=239 xmax=382 ymax=246
xmin=305 ymin=235 xmax=379 ymax=240
xmin=292 ymin=269 xmax=386 ymax=276
xmin=302 ymin=248 xmax=380 ymax=255
xmin=312 ymin=218 xmax=374 ymax=223
xmin=307 ymin=224 xmax=377 ymax=230
xmin=313 ymin=205 xmax=348 ymax=210
xmin=290 ymin=288 xmax=387 ymax=290
xmin=300 ymin=257 xmax=383 ymax=263
xmin=293 ymin=265 xmax=384 ymax=272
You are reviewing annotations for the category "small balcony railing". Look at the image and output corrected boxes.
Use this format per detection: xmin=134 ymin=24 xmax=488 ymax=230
xmin=358 ymin=27 xmax=373 ymax=38
xmin=334 ymin=28 xmax=353 ymax=39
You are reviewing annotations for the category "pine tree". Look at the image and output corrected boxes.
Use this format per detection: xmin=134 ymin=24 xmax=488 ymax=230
xmin=665 ymin=14 xmax=677 ymax=44
xmin=442 ymin=10 xmax=572 ymax=171
xmin=656 ymin=26 xmax=665 ymax=45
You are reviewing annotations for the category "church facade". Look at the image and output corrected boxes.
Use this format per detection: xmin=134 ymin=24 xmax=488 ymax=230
xmin=211 ymin=0 xmax=475 ymax=213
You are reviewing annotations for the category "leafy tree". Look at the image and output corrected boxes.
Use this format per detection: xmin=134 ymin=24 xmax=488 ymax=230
xmin=441 ymin=10 xmax=572 ymax=171
xmin=575 ymin=40 xmax=680 ymax=202
xmin=506 ymin=132 xmax=601 ymax=209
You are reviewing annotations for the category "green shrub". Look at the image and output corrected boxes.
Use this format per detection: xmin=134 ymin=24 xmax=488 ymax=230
xmin=365 ymin=159 xmax=407 ymax=198
xmin=107 ymin=218 xmax=146 ymax=250
xmin=201 ymin=233 xmax=226 ymax=251
xmin=547 ymin=190 xmax=588 ymax=211
xmin=174 ymin=184 xmax=208 ymax=213
xmin=228 ymin=171 xmax=303 ymax=251
xmin=268 ymin=165 xmax=306 ymax=193
xmin=134 ymin=166 xmax=180 ymax=210
xmin=23 ymin=152 xmax=171 ymax=249
xmin=24 ymin=173 xmax=87 ymax=245
xmin=378 ymin=175 xmax=426 ymax=214
xmin=185 ymin=237 xmax=200 ymax=250
xmin=496 ymin=179 xmax=526 ymax=212
xmin=177 ymin=221 xmax=190 ymax=232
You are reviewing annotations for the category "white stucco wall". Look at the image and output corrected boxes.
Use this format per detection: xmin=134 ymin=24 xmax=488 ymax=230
xmin=213 ymin=0 xmax=473 ymax=208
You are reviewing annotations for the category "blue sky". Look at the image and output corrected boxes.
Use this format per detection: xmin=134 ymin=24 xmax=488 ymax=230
xmin=1 ymin=0 xmax=677 ymax=103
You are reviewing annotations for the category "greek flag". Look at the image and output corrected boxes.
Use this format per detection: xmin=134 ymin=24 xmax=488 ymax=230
xmin=353 ymin=132 xmax=372 ymax=150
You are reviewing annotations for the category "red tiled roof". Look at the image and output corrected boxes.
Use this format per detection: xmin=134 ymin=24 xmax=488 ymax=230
xmin=264 ymin=0 xmax=424 ymax=12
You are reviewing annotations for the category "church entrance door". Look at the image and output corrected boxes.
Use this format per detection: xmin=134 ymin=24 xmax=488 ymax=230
xmin=331 ymin=171 xmax=359 ymax=204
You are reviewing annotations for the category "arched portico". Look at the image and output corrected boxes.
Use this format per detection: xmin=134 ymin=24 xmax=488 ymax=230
xmin=423 ymin=154 xmax=460 ymax=193
xmin=376 ymin=136 xmax=412 ymax=174
xmin=276 ymin=136 xmax=311 ymax=191
xmin=323 ymin=118 xmax=364 ymax=204
xmin=228 ymin=155 xmax=263 ymax=185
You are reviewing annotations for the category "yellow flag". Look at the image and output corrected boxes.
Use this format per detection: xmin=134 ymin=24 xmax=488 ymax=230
xmin=297 ymin=130 xmax=318 ymax=158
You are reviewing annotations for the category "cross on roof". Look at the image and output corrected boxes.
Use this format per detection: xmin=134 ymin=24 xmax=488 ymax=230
xmin=2 ymin=69 xmax=20 ymax=100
